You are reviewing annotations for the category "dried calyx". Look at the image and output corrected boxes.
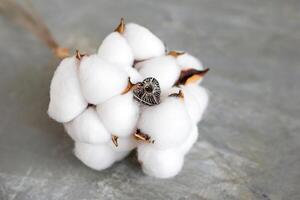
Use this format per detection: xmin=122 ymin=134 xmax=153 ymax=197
xmin=111 ymin=135 xmax=119 ymax=147
xmin=87 ymin=103 xmax=95 ymax=108
xmin=168 ymin=51 xmax=185 ymax=58
xmin=114 ymin=17 xmax=125 ymax=33
xmin=133 ymin=77 xmax=161 ymax=106
xmin=176 ymin=68 xmax=210 ymax=85
xmin=169 ymin=90 xmax=184 ymax=99
xmin=133 ymin=59 xmax=145 ymax=65
xmin=134 ymin=129 xmax=154 ymax=143
xmin=75 ymin=50 xmax=87 ymax=60
xmin=121 ymin=78 xmax=134 ymax=94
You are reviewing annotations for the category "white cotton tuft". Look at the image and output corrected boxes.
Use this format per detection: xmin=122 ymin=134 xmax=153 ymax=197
xmin=127 ymin=67 xmax=143 ymax=83
xmin=109 ymin=136 xmax=137 ymax=152
xmin=161 ymin=86 xmax=208 ymax=123
xmin=74 ymin=142 xmax=120 ymax=171
xmin=48 ymin=57 xmax=87 ymax=123
xmin=138 ymin=97 xmax=192 ymax=149
xmin=64 ymin=107 xmax=110 ymax=144
xmin=182 ymin=89 xmax=201 ymax=123
xmin=98 ymin=32 xmax=134 ymax=68
xmin=79 ymin=54 xmax=128 ymax=104
xmin=137 ymin=144 xmax=184 ymax=178
xmin=182 ymin=85 xmax=209 ymax=123
xmin=123 ymin=23 xmax=165 ymax=60
xmin=137 ymin=56 xmax=180 ymax=91
xmin=177 ymin=125 xmax=198 ymax=155
xmin=97 ymin=91 xmax=140 ymax=137
xmin=177 ymin=53 xmax=203 ymax=70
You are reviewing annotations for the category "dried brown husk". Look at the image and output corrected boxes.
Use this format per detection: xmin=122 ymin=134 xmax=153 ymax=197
xmin=175 ymin=68 xmax=210 ymax=85
xmin=121 ymin=78 xmax=134 ymax=94
xmin=134 ymin=129 xmax=154 ymax=144
xmin=167 ymin=51 xmax=185 ymax=58
xmin=111 ymin=135 xmax=119 ymax=147
xmin=168 ymin=90 xmax=184 ymax=99
xmin=114 ymin=17 xmax=125 ymax=33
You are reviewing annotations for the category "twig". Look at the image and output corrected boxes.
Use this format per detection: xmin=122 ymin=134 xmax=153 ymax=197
xmin=0 ymin=0 xmax=69 ymax=58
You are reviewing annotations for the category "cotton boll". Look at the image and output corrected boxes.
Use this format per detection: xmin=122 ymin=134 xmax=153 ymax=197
xmin=177 ymin=125 xmax=198 ymax=155
xmin=74 ymin=142 xmax=119 ymax=171
xmin=64 ymin=107 xmax=110 ymax=144
xmin=183 ymin=85 xmax=209 ymax=123
xmin=137 ymin=56 xmax=180 ymax=91
xmin=123 ymin=23 xmax=165 ymax=60
xmin=177 ymin=53 xmax=203 ymax=70
xmin=98 ymin=32 xmax=134 ymax=68
xmin=137 ymin=144 xmax=184 ymax=178
xmin=109 ymin=136 xmax=137 ymax=152
xmin=160 ymin=86 xmax=207 ymax=123
xmin=138 ymin=97 xmax=192 ymax=149
xmin=97 ymin=91 xmax=140 ymax=137
xmin=79 ymin=54 xmax=128 ymax=104
xmin=48 ymin=57 xmax=87 ymax=123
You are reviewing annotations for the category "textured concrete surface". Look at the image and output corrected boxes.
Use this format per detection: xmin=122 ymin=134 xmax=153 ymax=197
xmin=0 ymin=0 xmax=300 ymax=199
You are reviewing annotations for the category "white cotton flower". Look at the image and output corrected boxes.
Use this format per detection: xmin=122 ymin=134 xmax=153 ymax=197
xmin=109 ymin=136 xmax=137 ymax=152
xmin=123 ymin=23 xmax=165 ymax=60
xmin=64 ymin=107 xmax=110 ymax=144
xmin=176 ymin=53 xmax=203 ymax=70
xmin=48 ymin=56 xmax=87 ymax=123
xmin=79 ymin=54 xmax=128 ymax=104
xmin=182 ymin=85 xmax=209 ymax=123
xmin=74 ymin=142 xmax=128 ymax=171
xmin=137 ymin=97 xmax=192 ymax=149
xmin=48 ymin=19 xmax=210 ymax=177
xmin=177 ymin=125 xmax=198 ymax=155
xmin=137 ymin=144 xmax=184 ymax=178
xmin=97 ymin=91 xmax=140 ymax=137
xmin=98 ymin=32 xmax=134 ymax=68
xmin=137 ymin=56 xmax=180 ymax=91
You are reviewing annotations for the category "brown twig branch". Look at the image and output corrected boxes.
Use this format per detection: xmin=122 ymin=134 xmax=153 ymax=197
xmin=0 ymin=0 xmax=69 ymax=59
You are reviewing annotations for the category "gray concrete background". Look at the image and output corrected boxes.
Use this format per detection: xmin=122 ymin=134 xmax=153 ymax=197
xmin=0 ymin=0 xmax=300 ymax=199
